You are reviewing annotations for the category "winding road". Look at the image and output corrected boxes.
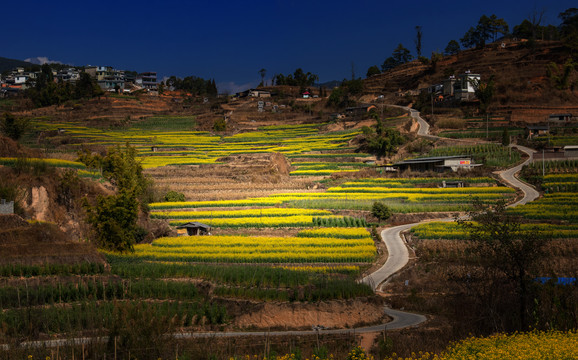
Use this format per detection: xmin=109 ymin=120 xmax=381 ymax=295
xmin=4 ymin=106 xmax=539 ymax=350
xmin=362 ymin=105 xmax=539 ymax=315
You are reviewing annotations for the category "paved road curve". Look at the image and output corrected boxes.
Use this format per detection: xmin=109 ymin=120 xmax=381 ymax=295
xmin=361 ymin=223 xmax=413 ymax=291
xmin=4 ymin=307 xmax=429 ymax=350
xmin=499 ymin=145 xmax=540 ymax=207
xmin=360 ymin=107 xmax=541 ymax=297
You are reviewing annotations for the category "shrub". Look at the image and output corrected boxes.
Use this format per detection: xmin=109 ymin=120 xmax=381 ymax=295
xmin=213 ymin=118 xmax=227 ymax=131
xmin=1 ymin=112 xmax=29 ymax=140
xmin=372 ymin=202 xmax=392 ymax=221
xmin=164 ymin=190 xmax=185 ymax=202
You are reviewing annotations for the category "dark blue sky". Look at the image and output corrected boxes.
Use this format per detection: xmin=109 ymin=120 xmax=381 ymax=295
xmin=2 ymin=0 xmax=575 ymax=92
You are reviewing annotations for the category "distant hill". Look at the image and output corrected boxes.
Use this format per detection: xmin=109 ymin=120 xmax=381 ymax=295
xmin=0 ymin=56 xmax=36 ymax=73
xmin=363 ymin=40 xmax=578 ymax=121
xmin=317 ymin=80 xmax=341 ymax=89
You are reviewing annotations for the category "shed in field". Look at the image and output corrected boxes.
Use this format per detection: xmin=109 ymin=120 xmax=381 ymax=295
xmin=176 ymin=222 xmax=211 ymax=236
xmin=393 ymin=155 xmax=481 ymax=172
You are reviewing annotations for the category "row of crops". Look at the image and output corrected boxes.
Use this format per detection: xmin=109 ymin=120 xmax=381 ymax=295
xmin=424 ymin=144 xmax=521 ymax=168
xmin=527 ymin=159 xmax=578 ymax=174
xmin=289 ymin=161 xmax=373 ymax=176
xmin=412 ymin=221 xmax=578 ymax=240
xmin=0 ymin=300 xmax=227 ymax=340
xmin=150 ymin=177 xmax=514 ymax=214
xmin=531 ymin=133 xmax=578 ymax=147
xmin=108 ymin=229 xmax=376 ymax=264
xmin=438 ymin=127 xmax=524 ymax=140
xmin=511 ymin=170 xmax=578 ymax=222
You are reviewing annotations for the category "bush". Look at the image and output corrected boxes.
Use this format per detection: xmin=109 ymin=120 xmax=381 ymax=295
xmin=1 ymin=112 xmax=29 ymax=140
xmin=372 ymin=202 xmax=392 ymax=221
xmin=213 ymin=118 xmax=226 ymax=132
xmin=164 ymin=190 xmax=185 ymax=202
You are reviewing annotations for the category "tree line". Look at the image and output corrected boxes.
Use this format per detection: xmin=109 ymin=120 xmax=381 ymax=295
xmin=273 ymin=68 xmax=319 ymax=88
xmin=366 ymin=7 xmax=578 ymax=77
xmin=162 ymin=75 xmax=218 ymax=97
xmin=25 ymin=64 xmax=104 ymax=107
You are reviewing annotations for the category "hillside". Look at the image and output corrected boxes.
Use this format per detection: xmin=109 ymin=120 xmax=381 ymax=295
xmin=0 ymin=56 xmax=34 ymax=73
xmin=364 ymin=40 xmax=578 ymax=122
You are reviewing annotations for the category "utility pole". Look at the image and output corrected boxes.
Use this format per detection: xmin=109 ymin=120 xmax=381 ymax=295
xmin=430 ymin=93 xmax=434 ymax=120
xmin=542 ymin=148 xmax=545 ymax=177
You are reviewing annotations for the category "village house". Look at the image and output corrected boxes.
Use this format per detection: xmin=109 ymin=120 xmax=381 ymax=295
xmin=136 ymin=72 xmax=157 ymax=91
xmin=453 ymin=72 xmax=480 ymax=101
xmin=85 ymin=66 xmax=125 ymax=91
xmin=56 ymin=68 xmax=81 ymax=83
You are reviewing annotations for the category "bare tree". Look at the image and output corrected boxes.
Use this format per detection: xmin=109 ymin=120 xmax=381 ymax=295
xmin=415 ymin=26 xmax=423 ymax=57
xmin=458 ymin=198 xmax=549 ymax=329
xmin=258 ymin=68 xmax=267 ymax=87
xmin=529 ymin=7 xmax=546 ymax=40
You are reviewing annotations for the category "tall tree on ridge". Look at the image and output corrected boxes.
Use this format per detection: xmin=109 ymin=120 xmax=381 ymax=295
xmin=415 ymin=25 xmax=423 ymax=57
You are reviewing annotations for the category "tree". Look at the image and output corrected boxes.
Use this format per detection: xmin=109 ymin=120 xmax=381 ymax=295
xmin=471 ymin=76 xmax=495 ymax=114
xmin=75 ymin=72 xmax=102 ymax=99
xmin=415 ymin=26 xmax=423 ymax=57
xmin=100 ymin=143 xmax=149 ymax=196
xmin=361 ymin=116 xmax=406 ymax=158
xmin=366 ymin=65 xmax=381 ymax=78
xmin=546 ymin=58 xmax=576 ymax=90
xmin=444 ymin=40 xmax=461 ymax=55
xmin=1 ymin=112 xmax=29 ymax=140
xmin=457 ymin=198 xmax=549 ymax=329
xmin=512 ymin=19 xmax=534 ymax=39
xmin=430 ymin=51 xmax=443 ymax=72
xmin=392 ymin=43 xmax=413 ymax=64
xmin=372 ymin=202 xmax=392 ymax=221
xmin=381 ymin=57 xmax=398 ymax=72
xmin=274 ymin=69 xmax=318 ymax=87
xmin=83 ymin=189 xmax=139 ymax=252
xmin=502 ymin=128 xmax=510 ymax=146
xmin=82 ymin=143 xmax=150 ymax=252
xmin=559 ymin=8 xmax=578 ymax=53
xmin=461 ymin=15 xmax=508 ymax=49
xmin=460 ymin=26 xmax=481 ymax=49
xmin=258 ymin=68 xmax=267 ymax=87
xmin=327 ymin=86 xmax=344 ymax=108
xmin=488 ymin=14 xmax=509 ymax=42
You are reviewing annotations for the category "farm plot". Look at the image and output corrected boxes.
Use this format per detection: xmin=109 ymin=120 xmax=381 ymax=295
xmin=149 ymin=176 xmax=515 ymax=213
xmin=509 ymin=170 xmax=578 ymax=222
xmin=438 ymin=127 xmax=524 ymax=141
xmin=28 ymin=118 xmax=365 ymax=170
xmin=104 ymin=227 xmax=376 ymax=301
xmin=111 ymin=234 xmax=376 ymax=263
xmin=424 ymin=144 xmax=521 ymax=168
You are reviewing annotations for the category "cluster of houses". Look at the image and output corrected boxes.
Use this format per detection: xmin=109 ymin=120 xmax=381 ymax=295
xmin=1 ymin=66 xmax=157 ymax=97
